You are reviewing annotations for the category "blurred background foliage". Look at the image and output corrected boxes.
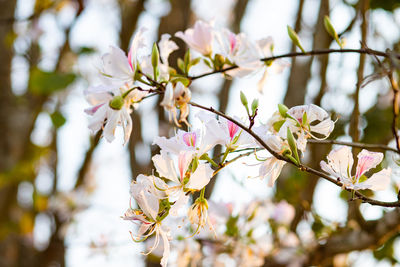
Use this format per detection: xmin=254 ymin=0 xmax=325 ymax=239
xmin=1 ymin=0 xmax=400 ymax=266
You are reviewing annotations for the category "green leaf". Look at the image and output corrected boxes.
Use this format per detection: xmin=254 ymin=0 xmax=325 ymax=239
xmin=50 ymin=111 xmax=66 ymax=129
xmin=287 ymin=25 xmax=305 ymax=53
xmin=29 ymin=68 xmax=76 ymax=96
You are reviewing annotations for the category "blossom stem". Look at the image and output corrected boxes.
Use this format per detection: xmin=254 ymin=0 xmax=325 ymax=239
xmin=221 ymin=148 xmax=231 ymax=164
xmin=200 ymin=187 xmax=205 ymax=199
xmin=200 ymin=153 xmax=219 ymax=168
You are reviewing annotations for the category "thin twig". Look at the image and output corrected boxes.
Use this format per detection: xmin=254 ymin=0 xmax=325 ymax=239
xmin=189 ymin=48 xmax=392 ymax=81
xmin=388 ymin=72 xmax=400 ymax=153
xmin=308 ymin=139 xmax=400 ymax=154
xmin=212 ymin=149 xmax=257 ymax=176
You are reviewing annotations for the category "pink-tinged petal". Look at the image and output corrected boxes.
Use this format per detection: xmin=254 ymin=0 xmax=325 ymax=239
xmin=128 ymin=28 xmax=147 ymax=69
xmin=102 ymin=46 xmax=133 ymax=82
xmin=152 ymin=152 xmax=179 ymax=184
xmin=84 ymin=103 xmax=105 ymax=115
xmin=185 ymin=163 xmax=214 ymax=190
xmin=228 ymin=31 xmax=237 ymax=52
xmin=287 ymin=105 xmax=307 ymax=123
xmin=227 ymin=120 xmax=239 ymax=140
xmin=183 ymin=132 xmax=197 ymax=147
xmin=355 ymin=149 xmax=383 ymax=179
xmin=358 ymin=168 xmax=391 ymax=191
xmin=175 ymin=20 xmax=213 ymax=55
xmin=87 ymin=105 xmax=108 ymax=133
xmin=178 ymin=151 xmax=194 ymax=182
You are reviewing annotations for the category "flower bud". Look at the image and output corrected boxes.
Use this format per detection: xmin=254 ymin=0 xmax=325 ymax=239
xmin=287 ymin=25 xmax=305 ymax=53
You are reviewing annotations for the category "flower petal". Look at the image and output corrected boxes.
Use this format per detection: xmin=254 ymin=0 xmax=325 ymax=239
xmin=355 ymin=149 xmax=383 ymax=179
xmin=358 ymin=168 xmax=391 ymax=191
xmin=186 ymin=162 xmax=214 ymax=190
xmin=152 ymin=152 xmax=180 ymax=184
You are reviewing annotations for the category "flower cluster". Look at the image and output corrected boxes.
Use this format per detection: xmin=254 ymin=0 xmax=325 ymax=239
xmin=84 ymin=20 xmax=288 ymax=143
xmin=82 ymin=20 xmax=394 ymax=267
xmin=252 ymin=103 xmax=335 ymax=186
xmin=168 ymin=200 xmax=313 ymax=267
